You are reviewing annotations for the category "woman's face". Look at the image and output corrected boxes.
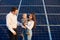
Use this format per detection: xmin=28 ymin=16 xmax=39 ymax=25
xmin=29 ymin=14 xmax=32 ymax=20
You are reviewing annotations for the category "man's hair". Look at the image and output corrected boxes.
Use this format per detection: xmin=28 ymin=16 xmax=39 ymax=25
xmin=11 ymin=7 xmax=18 ymax=12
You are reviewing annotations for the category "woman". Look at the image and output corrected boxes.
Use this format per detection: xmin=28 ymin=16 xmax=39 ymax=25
xmin=24 ymin=13 xmax=36 ymax=40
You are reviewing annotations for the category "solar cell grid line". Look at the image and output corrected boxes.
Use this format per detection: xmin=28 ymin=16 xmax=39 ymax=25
xmin=0 ymin=5 xmax=60 ymax=7
xmin=42 ymin=0 xmax=52 ymax=40
xmin=17 ymin=0 xmax=22 ymax=17
xmin=1 ymin=13 xmax=60 ymax=15
xmin=1 ymin=24 xmax=60 ymax=27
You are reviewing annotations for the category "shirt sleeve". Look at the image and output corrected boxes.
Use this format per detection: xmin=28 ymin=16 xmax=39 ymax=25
xmin=26 ymin=21 xmax=34 ymax=30
xmin=6 ymin=15 xmax=15 ymax=33
xmin=17 ymin=21 xmax=25 ymax=28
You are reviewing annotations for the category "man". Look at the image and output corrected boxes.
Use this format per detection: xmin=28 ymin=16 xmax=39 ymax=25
xmin=6 ymin=7 xmax=18 ymax=40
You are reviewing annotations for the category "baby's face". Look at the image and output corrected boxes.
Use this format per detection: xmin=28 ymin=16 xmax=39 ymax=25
xmin=22 ymin=14 xmax=27 ymax=19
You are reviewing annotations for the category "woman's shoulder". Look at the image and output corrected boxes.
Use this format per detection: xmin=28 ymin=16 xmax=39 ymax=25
xmin=29 ymin=20 xmax=34 ymax=23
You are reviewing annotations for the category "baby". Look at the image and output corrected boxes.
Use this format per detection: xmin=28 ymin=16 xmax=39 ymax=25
xmin=21 ymin=13 xmax=29 ymax=40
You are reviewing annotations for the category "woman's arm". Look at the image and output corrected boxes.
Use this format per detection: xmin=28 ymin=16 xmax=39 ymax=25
xmin=25 ymin=21 xmax=34 ymax=30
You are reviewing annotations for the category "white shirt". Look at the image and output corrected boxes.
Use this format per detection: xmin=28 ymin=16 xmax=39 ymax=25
xmin=6 ymin=12 xmax=18 ymax=33
xmin=26 ymin=20 xmax=34 ymax=30
xmin=6 ymin=12 xmax=25 ymax=33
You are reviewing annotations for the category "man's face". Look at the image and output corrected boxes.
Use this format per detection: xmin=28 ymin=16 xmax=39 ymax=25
xmin=13 ymin=10 xmax=18 ymax=15
xmin=22 ymin=14 xmax=27 ymax=19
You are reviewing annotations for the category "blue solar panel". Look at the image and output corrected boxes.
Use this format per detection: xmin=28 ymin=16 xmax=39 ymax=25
xmin=20 ymin=6 xmax=44 ymax=13
xmin=50 ymin=26 xmax=60 ymax=40
xmin=0 ymin=0 xmax=20 ymax=5
xmin=48 ymin=15 xmax=60 ymax=25
xmin=45 ymin=0 xmax=60 ymax=5
xmin=0 ymin=0 xmax=60 ymax=40
xmin=46 ymin=7 xmax=60 ymax=13
xmin=21 ymin=0 xmax=43 ymax=5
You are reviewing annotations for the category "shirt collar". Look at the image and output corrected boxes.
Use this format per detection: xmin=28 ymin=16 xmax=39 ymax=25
xmin=10 ymin=12 xmax=17 ymax=16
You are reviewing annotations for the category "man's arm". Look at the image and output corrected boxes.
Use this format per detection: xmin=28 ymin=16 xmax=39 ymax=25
xmin=17 ymin=21 xmax=26 ymax=28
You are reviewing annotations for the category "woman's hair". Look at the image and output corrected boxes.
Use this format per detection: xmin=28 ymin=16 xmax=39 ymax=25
xmin=30 ymin=13 xmax=36 ymax=28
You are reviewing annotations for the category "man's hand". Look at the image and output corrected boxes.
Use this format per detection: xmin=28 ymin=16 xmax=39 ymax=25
xmin=23 ymin=23 xmax=27 ymax=29
xmin=23 ymin=26 xmax=26 ymax=29
xmin=13 ymin=31 xmax=16 ymax=35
